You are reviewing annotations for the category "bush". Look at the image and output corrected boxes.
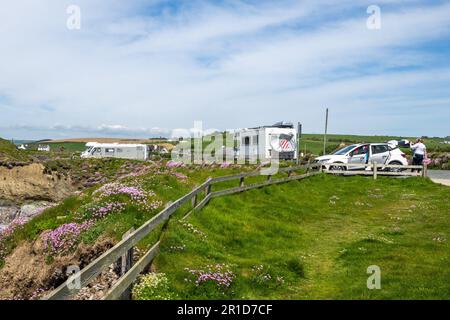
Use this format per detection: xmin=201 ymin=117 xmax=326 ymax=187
xmin=132 ymin=273 xmax=176 ymax=300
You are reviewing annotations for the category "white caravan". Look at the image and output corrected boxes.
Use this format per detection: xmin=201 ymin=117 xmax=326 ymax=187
xmin=234 ymin=122 xmax=297 ymax=161
xmin=81 ymin=142 xmax=148 ymax=160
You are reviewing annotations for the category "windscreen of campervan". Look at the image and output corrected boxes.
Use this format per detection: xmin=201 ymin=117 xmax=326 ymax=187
xmin=84 ymin=146 xmax=93 ymax=154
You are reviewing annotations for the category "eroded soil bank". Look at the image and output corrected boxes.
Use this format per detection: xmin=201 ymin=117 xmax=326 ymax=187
xmin=0 ymin=163 xmax=75 ymax=203
xmin=0 ymin=235 xmax=114 ymax=300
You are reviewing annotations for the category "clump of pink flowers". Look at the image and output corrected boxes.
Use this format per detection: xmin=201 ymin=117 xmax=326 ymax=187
xmin=86 ymin=202 xmax=126 ymax=219
xmin=94 ymin=183 xmax=153 ymax=201
xmin=0 ymin=217 xmax=29 ymax=259
xmin=119 ymin=163 xmax=154 ymax=179
xmin=172 ymin=172 xmax=188 ymax=180
xmin=43 ymin=220 xmax=93 ymax=255
xmin=0 ymin=217 xmax=28 ymax=240
xmin=184 ymin=264 xmax=235 ymax=288
xmin=220 ymin=162 xmax=231 ymax=168
xmin=166 ymin=161 xmax=184 ymax=168
xmin=92 ymin=183 xmax=162 ymax=212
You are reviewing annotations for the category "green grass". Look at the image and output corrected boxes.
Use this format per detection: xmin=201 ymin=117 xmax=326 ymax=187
xmin=0 ymin=138 xmax=30 ymax=162
xmin=154 ymin=174 xmax=450 ymax=299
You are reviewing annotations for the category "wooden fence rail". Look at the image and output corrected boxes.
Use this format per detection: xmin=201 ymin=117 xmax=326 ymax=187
xmin=43 ymin=179 xmax=211 ymax=300
xmin=43 ymin=161 xmax=425 ymax=300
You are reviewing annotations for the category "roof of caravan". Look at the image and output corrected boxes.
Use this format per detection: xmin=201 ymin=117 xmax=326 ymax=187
xmin=85 ymin=142 xmax=146 ymax=148
xmin=237 ymin=124 xmax=295 ymax=132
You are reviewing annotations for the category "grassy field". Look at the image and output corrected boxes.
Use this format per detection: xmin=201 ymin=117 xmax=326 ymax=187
xmin=154 ymin=174 xmax=450 ymax=299
xmin=302 ymin=134 xmax=450 ymax=155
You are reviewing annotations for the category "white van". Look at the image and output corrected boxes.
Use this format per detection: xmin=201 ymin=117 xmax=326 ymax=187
xmin=81 ymin=142 xmax=148 ymax=160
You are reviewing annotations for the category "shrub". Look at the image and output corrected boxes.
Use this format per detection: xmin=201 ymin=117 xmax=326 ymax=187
xmin=132 ymin=273 xmax=176 ymax=300
xmin=42 ymin=220 xmax=93 ymax=255
xmin=183 ymin=264 xmax=236 ymax=299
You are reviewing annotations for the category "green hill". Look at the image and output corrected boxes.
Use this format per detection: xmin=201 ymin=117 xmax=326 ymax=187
xmin=0 ymin=138 xmax=30 ymax=162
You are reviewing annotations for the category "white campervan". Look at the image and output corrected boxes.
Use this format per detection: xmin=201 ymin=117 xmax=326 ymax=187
xmin=81 ymin=142 xmax=148 ymax=160
xmin=234 ymin=122 xmax=297 ymax=161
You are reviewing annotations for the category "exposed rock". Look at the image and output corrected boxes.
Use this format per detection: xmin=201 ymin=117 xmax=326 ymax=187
xmin=0 ymin=204 xmax=19 ymax=226
xmin=0 ymin=163 xmax=75 ymax=203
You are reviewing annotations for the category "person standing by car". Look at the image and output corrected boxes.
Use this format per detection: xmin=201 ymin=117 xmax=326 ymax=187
xmin=411 ymin=138 xmax=427 ymax=170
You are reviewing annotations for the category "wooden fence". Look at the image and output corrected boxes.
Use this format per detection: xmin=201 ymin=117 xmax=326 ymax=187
xmin=43 ymin=161 xmax=427 ymax=300
xmin=43 ymin=163 xmax=321 ymax=300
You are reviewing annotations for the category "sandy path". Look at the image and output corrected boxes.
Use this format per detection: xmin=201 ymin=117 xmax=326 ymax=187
xmin=428 ymin=170 xmax=450 ymax=186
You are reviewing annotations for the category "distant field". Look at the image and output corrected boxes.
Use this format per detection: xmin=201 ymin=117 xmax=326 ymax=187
xmin=26 ymin=138 xmax=176 ymax=153
xmin=301 ymin=134 xmax=450 ymax=155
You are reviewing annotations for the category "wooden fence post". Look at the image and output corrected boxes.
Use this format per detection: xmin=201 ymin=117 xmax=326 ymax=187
xmin=373 ymin=162 xmax=377 ymax=180
xmin=267 ymin=175 xmax=272 ymax=182
xmin=239 ymin=177 xmax=245 ymax=187
xmin=422 ymin=164 xmax=428 ymax=177
xmin=191 ymin=194 xmax=197 ymax=208
xmin=118 ymin=228 xmax=135 ymax=300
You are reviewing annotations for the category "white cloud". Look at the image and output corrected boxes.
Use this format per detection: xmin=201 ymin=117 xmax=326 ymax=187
xmin=0 ymin=0 xmax=449 ymax=139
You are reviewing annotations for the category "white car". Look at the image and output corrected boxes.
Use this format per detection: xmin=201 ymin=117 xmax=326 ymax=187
xmin=315 ymin=143 xmax=408 ymax=171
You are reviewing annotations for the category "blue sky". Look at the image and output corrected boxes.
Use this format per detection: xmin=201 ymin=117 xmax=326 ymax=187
xmin=0 ymin=0 xmax=449 ymax=139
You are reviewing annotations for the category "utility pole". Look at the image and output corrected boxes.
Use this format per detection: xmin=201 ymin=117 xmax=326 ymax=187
xmin=323 ymin=108 xmax=328 ymax=155
xmin=296 ymin=122 xmax=302 ymax=164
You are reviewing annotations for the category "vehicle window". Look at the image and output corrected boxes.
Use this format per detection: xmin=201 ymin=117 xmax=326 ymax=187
xmin=371 ymin=145 xmax=389 ymax=154
xmin=350 ymin=145 xmax=369 ymax=156
xmin=243 ymin=137 xmax=250 ymax=146
xmin=94 ymin=148 xmax=101 ymax=153
xmin=253 ymin=135 xmax=258 ymax=145
xmin=333 ymin=145 xmax=357 ymax=155
xmin=105 ymin=148 xmax=115 ymax=153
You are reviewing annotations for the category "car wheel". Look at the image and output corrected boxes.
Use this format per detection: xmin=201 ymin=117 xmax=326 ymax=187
xmin=386 ymin=161 xmax=405 ymax=172
xmin=329 ymin=163 xmax=346 ymax=171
